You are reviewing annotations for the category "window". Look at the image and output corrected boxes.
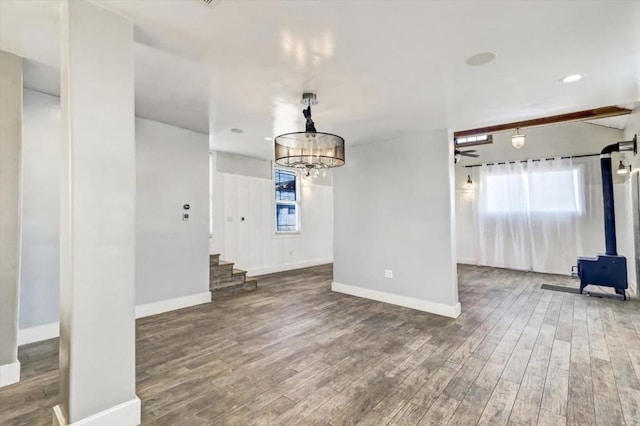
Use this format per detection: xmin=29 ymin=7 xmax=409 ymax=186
xmin=528 ymin=169 xmax=581 ymax=213
xmin=275 ymin=169 xmax=300 ymax=232
xmin=482 ymin=165 xmax=582 ymax=215
xmin=454 ymin=134 xmax=493 ymax=147
xmin=484 ymin=173 xmax=528 ymax=214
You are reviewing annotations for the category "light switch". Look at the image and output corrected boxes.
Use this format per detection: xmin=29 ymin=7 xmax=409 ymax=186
xmin=384 ymin=269 xmax=393 ymax=279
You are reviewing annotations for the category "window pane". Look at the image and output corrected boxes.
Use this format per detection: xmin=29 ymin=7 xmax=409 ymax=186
xmin=276 ymin=203 xmax=297 ymax=232
xmin=484 ymin=173 xmax=528 ymax=214
xmin=529 ymin=169 xmax=580 ymax=213
xmin=275 ymin=169 xmax=296 ymax=201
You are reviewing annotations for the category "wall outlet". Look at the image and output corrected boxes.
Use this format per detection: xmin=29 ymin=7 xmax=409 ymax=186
xmin=384 ymin=269 xmax=393 ymax=279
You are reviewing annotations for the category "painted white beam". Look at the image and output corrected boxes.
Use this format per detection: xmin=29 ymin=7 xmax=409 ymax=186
xmin=0 ymin=50 xmax=22 ymax=388
xmin=55 ymin=1 xmax=140 ymax=424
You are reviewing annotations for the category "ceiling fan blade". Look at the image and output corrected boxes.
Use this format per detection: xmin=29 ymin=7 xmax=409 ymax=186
xmin=461 ymin=149 xmax=477 ymax=153
xmin=462 ymin=153 xmax=480 ymax=158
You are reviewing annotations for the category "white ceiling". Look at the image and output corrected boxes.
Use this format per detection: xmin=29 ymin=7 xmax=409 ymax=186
xmin=584 ymin=115 xmax=630 ymax=130
xmin=1 ymin=0 xmax=639 ymax=160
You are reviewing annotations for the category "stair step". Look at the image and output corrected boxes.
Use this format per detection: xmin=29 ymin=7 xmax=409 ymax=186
xmin=209 ymin=257 xmax=257 ymax=295
xmin=212 ymin=272 xmax=246 ymax=288
xmin=211 ymin=279 xmax=258 ymax=299
xmin=211 ymin=261 xmax=233 ymax=276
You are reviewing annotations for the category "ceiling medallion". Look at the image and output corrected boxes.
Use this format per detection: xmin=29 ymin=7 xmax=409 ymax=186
xmin=274 ymin=92 xmax=345 ymax=177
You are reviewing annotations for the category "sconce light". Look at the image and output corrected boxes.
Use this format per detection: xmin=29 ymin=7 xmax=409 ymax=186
xmin=617 ymin=159 xmax=632 ymax=175
xmin=512 ymin=128 xmax=525 ymax=149
xmin=466 ymin=175 xmax=473 ymax=188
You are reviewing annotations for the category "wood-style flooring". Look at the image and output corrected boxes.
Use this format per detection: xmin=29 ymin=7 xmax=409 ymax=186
xmin=1 ymin=264 xmax=640 ymax=425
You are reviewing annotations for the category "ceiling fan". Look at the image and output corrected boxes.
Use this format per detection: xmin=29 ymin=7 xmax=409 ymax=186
xmin=454 ymin=148 xmax=479 ymax=163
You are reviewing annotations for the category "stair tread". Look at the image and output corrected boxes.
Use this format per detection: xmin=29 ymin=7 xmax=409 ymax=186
xmin=232 ymin=268 xmax=247 ymax=276
xmin=244 ymin=277 xmax=257 ymax=283
xmin=218 ymin=260 xmax=234 ymax=266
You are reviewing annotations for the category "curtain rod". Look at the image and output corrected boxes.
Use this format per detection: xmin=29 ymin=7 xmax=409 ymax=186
xmin=463 ymin=152 xmax=600 ymax=168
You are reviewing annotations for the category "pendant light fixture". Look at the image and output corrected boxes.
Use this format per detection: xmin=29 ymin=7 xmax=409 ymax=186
xmin=274 ymin=92 xmax=345 ymax=177
xmin=512 ymin=128 xmax=525 ymax=149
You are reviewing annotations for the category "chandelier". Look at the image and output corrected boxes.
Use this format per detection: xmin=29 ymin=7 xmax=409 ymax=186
xmin=274 ymin=92 xmax=345 ymax=177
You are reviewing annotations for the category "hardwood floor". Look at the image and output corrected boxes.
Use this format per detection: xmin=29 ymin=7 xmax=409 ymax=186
xmin=1 ymin=264 xmax=640 ymax=425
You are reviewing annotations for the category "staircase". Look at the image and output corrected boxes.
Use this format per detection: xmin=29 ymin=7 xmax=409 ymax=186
xmin=209 ymin=254 xmax=258 ymax=298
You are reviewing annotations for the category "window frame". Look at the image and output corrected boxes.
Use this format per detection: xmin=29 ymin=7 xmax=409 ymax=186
xmin=274 ymin=167 xmax=301 ymax=234
xmin=454 ymin=134 xmax=493 ymax=147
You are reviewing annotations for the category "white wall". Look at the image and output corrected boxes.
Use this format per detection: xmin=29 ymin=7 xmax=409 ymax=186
xmin=0 ymin=50 xmax=22 ymax=387
xmin=455 ymin=120 xmax=637 ymax=293
xmin=332 ymin=131 xmax=460 ymax=318
xmin=136 ymin=117 xmax=209 ymax=306
xmin=217 ymin=151 xmax=272 ymax=180
xmin=19 ymin=89 xmax=60 ymax=329
xmin=210 ymin=155 xmax=333 ymax=276
xmin=17 ymin=94 xmax=211 ymax=344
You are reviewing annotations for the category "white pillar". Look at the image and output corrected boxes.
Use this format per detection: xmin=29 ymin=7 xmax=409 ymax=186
xmin=54 ymin=1 xmax=140 ymax=425
xmin=0 ymin=50 xmax=22 ymax=388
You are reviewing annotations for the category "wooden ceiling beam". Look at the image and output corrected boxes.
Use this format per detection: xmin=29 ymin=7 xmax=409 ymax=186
xmin=453 ymin=105 xmax=632 ymax=138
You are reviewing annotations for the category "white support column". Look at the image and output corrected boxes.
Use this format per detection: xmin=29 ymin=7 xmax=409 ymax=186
xmin=54 ymin=1 xmax=140 ymax=425
xmin=0 ymin=51 xmax=22 ymax=388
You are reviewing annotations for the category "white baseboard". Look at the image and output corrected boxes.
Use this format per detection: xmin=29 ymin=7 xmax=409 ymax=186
xmin=456 ymin=258 xmax=477 ymax=265
xmin=0 ymin=361 xmax=20 ymax=387
xmin=135 ymin=291 xmax=211 ymax=319
xmin=248 ymin=258 xmax=332 ymax=276
xmin=53 ymin=396 xmax=141 ymax=426
xmin=18 ymin=292 xmax=212 ymax=346
xmin=331 ymin=281 xmax=461 ymax=318
xmin=18 ymin=322 xmax=59 ymax=346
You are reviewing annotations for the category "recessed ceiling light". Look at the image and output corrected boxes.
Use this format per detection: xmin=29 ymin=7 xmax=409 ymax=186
xmin=264 ymin=137 xmax=273 ymax=141
xmin=230 ymin=128 xmax=243 ymax=134
xmin=465 ymin=52 xmax=496 ymax=66
xmin=561 ymin=74 xmax=582 ymax=83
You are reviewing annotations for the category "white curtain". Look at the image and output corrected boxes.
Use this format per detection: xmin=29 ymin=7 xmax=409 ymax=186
xmin=473 ymin=156 xmax=603 ymax=275
xmin=527 ymin=157 xmax=582 ymax=274
xmin=475 ymin=162 xmax=531 ymax=270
